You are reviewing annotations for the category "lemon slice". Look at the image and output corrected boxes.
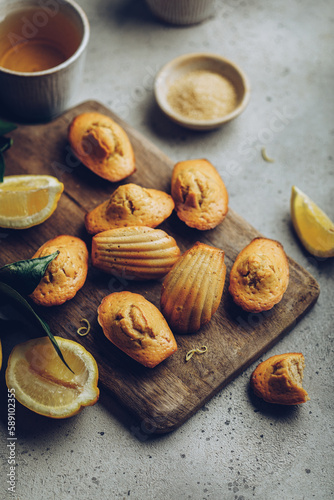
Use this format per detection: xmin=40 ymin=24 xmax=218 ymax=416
xmin=0 ymin=175 xmax=64 ymax=229
xmin=5 ymin=337 xmax=99 ymax=418
xmin=291 ymin=186 xmax=334 ymax=258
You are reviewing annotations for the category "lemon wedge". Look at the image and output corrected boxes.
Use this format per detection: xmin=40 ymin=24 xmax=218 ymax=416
xmin=5 ymin=337 xmax=99 ymax=418
xmin=291 ymin=186 xmax=334 ymax=258
xmin=0 ymin=175 xmax=64 ymax=229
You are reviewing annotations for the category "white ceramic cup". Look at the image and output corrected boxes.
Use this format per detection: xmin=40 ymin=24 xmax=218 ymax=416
xmin=145 ymin=0 xmax=216 ymax=25
xmin=0 ymin=0 xmax=90 ymax=123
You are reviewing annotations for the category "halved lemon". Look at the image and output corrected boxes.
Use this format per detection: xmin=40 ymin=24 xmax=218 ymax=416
xmin=291 ymin=186 xmax=334 ymax=258
xmin=5 ymin=336 xmax=99 ymax=418
xmin=0 ymin=175 xmax=64 ymax=229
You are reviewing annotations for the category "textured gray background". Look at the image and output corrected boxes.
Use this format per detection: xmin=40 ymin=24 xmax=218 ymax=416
xmin=1 ymin=0 xmax=333 ymax=499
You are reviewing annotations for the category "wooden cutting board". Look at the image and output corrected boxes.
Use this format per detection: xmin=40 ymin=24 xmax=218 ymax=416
xmin=1 ymin=101 xmax=320 ymax=433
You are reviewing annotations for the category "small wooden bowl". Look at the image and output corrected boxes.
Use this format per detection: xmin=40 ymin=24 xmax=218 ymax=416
xmin=154 ymin=52 xmax=251 ymax=130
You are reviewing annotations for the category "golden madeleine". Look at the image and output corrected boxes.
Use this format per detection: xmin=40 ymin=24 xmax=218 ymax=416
xmin=30 ymin=235 xmax=88 ymax=306
xmin=92 ymin=226 xmax=181 ymax=280
xmin=68 ymin=112 xmax=135 ymax=182
xmin=85 ymin=183 xmax=175 ymax=235
xmin=229 ymin=237 xmax=289 ymax=313
xmin=98 ymin=291 xmax=177 ymax=368
xmin=250 ymin=353 xmax=310 ymax=405
xmin=171 ymin=159 xmax=228 ymax=230
xmin=161 ymin=242 xmax=226 ymax=334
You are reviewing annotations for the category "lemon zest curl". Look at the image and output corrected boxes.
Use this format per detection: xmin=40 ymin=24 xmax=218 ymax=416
xmin=77 ymin=318 xmax=91 ymax=336
xmin=185 ymin=345 xmax=207 ymax=362
xmin=261 ymin=147 xmax=275 ymax=163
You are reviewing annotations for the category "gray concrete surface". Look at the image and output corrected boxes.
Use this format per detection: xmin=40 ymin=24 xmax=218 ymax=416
xmin=1 ymin=0 xmax=333 ymax=499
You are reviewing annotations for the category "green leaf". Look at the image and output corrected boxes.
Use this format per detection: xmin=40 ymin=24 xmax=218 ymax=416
xmin=0 ymin=150 xmax=4 ymax=183
xmin=0 ymin=136 xmax=13 ymax=153
xmin=0 ymin=136 xmax=14 ymax=183
xmin=0 ymin=251 xmax=59 ymax=296
xmin=0 ymin=281 xmax=74 ymax=373
xmin=0 ymin=119 xmax=17 ymax=135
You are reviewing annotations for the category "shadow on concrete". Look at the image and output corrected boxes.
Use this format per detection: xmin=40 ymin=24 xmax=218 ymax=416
xmin=247 ymin=381 xmax=300 ymax=420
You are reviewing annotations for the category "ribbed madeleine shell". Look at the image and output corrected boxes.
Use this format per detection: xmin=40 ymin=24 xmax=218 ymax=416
xmin=92 ymin=226 xmax=181 ymax=280
xmin=161 ymin=242 xmax=226 ymax=334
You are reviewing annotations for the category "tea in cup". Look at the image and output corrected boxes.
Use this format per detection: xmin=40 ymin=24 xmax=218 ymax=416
xmin=0 ymin=0 xmax=90 ymax=122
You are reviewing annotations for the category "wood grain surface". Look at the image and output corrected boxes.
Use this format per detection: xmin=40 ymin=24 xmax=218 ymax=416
xmin=1 ymin=101 xmax=320 ymax=433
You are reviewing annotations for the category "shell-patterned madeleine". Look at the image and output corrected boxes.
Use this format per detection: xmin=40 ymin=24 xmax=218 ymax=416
xmin=161 ymin=242 xmax=226 ymax=334
xmin=92 ymin=226 xmax=181 ymax=280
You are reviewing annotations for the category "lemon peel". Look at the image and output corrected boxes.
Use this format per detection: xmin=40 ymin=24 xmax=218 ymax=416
xmin=0 ymin=175 xmax=64 ymax=229
xmin=261 ymin=147 xmax=275 ymax=163
xmin=185 ymin=346 xmax=207 ymax=362
xmin=291 ymin=186 xmax=334 ymax=258
xmin=77 ymin=318 xmax=91 ymax=336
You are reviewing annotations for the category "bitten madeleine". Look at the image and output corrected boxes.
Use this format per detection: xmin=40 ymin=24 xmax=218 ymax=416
xmin=85 ymin=183 xmax=175 ymax=235
xmin=229 ymin=237 xmax=289 ymax=313
xmin=68 ymin=112 xmax=135 ymax=182
xmin=92 ymin=226 xmax=181 ymax=280
xmin=98 ymin=292 xmax=177 ymax=368
xmin=161 ymin=242 xmax=226 ymax=334
xmin=29 ymin=235 xmax=88 ymax=306
xmin=250 ymin=353 xmax=310 ymax=405
xmin=171 ymin=159 xmax=228 ymax=230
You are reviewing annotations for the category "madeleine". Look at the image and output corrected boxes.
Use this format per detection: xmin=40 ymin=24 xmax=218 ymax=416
xmin=229 ymin=237 xmax=289 ymax=313
xmin=98 ymin=291 xmax=177 ymax=368
xmin=250 ymin=353 xmax=310 ymax=405
xmin=68 ymin=112 xmax=135 ymax=182
xmin=92 ymin=226 xmax=181 ymax=280
xmin=161 ymin=242 xmax=226 ymax=334
xmin=30 ymin=235 xmax=88 ymax=306
xmin=171 ymin=159 xmax=228 ymax=230
xmin=85 ymin=183 xmax=174 ymax=235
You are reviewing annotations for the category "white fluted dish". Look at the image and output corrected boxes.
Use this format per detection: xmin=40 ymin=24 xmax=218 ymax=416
xmin=145 ymin=0 xmax=216 ymax=25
